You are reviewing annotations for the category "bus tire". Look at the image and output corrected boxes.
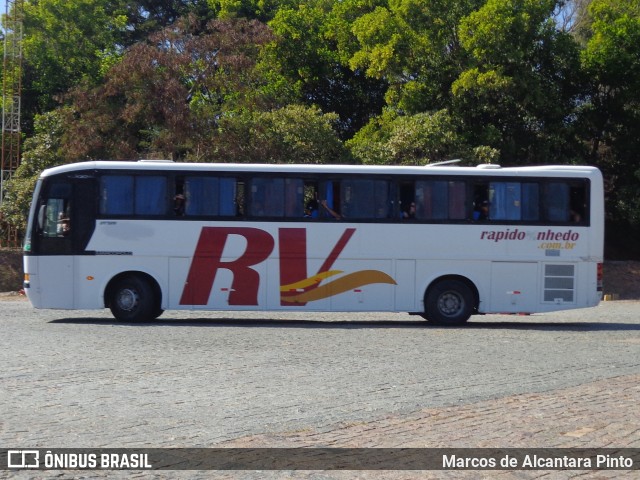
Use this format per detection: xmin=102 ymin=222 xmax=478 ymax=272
xmin=109 ymin=275 xmax=160 ymax=322
xmin=424 ymin=279 xmax=474 ymax=326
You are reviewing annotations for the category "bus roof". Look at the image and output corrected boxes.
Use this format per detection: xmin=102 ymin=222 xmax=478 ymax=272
xmin=40 ymin=160 xmax=602 ymax=179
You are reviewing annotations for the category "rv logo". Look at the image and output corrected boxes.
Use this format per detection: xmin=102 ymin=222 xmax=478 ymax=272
xmin=180 ymin=227 xmax=396 ymax=306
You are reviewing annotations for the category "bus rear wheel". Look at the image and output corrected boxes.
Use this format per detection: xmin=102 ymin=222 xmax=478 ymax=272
xmin=424 ymin=279 xmax=474 ymax=326
xmin=109 ymin=275 xmax=161 ymax=322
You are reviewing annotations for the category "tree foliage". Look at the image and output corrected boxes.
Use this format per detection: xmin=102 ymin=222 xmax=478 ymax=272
xmin=62 ymin=17 xmax=274 ymax=161
xmin=454 ymin=0 xmax=583 ymax=162
xmin=21 ymin=0 xmax=128 ymax=125
xmin=579 ymin=0 xmax=640 ymax=225
xmin=214 ymin=105 xmax=351 ymax=164
xmin=0 ymin=111 xmax=66 ymax=230
xmin=3 ymin=0 xmax=640 ymax=239
xmin=347 ymin=109 xmax=464 ymax=165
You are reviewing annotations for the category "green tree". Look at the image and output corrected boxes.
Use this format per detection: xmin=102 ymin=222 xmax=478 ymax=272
xmin=0 ymin=111 xmax=66 ymax=231
xmin=22 ymin=0 xmax=128 ymax=120
xmin=213 ymin=105 xmax=352 ymax=163
xmin=454 ymin=0 xmax=583 ymax=163
xmin=121 ymin=1 xmax=214 ymax=44
xmin=344 ymin=0 xmax=483 ymax=113
xmin=263 ymin=0 xmax=387 ymax=139
xmin=18 ymin=0 xmax=218 ymax=133
xmin=579 ymin=0 xmax=640 ymax=225
xmin=347 ymin=109 xmax=464 ymax=165
xmin=207 ymin=0 xmax=294 ymax=21
xmin=62 ymin=17 xmax=274 ymax=161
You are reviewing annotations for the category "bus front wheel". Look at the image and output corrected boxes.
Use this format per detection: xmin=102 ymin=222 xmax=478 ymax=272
xmin=109 ymin=275 xmax=161 ymax=322
xmin=424 ymin=279 xmax=474 ymax=326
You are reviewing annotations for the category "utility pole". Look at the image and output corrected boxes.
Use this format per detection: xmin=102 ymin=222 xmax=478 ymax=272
xmin=1 ymin=0 xmax=24 ymax=247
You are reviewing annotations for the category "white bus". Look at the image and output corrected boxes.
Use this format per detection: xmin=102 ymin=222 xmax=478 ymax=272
xmin=23 ymin=161 xmax=604 ymax=325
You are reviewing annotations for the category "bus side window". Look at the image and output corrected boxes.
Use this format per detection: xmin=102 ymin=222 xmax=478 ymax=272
xmin=489 ymin=182 xmax=522 ymax=221
xmin=235 ymin=180 xmax=245 ymax=217
xmin=415 ymin=180 xmax=448 ymax=220
xmin=185 ymin=177 xmax=220 ymax=216
xmin=522 ymin=183 xmax=540 ymax=221
xmin=570 ymin=183 xmax=588 ymax=224
xmin=319 ymin=181 xmax=341 ymax=219
xmin=448 ymin=181 xmax=467 ymax=220
xmin=340 ymin=179 xmax=391 ymax=220
xmin=251 ymin=178 xmax=301 ymax=217
xmin=135 ymin=176 xmax=167 ymax=215
xmin=472 ymin=182 xmax=490 ymax=221
xmin=373 ymin=180 xmax=392 ymax=219
xmin=399 ymin=181 xmax=414 ymax=219
xmin=174 ymin=177 xmax=186 ymax=216
xmin=284 ymin=178 xmax=304 ymax=218
xmin=180 ymin=176 xmax=238 ymax=217
xmin=219 ymin=178 xmax=237 ymax=216
xmin=545 ymin=182 xmax=570 ymax=222
xmin=248 ymin=177 xmax=303 ymax=218
xmin=100 ymin=175 xmax=133 ymax=215
xmin=303 ymin=182 xmax=319 ymax=219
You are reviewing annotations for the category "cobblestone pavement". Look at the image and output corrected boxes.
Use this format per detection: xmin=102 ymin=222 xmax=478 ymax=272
xmin=1 ymin=298 xmax=639 ymax=479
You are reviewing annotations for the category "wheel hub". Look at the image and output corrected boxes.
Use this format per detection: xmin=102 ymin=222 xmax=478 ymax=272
xmin=116 ymin=288 xmax=139 ymax=312
xmin=438 ymin=291 xmax=463 ymax=316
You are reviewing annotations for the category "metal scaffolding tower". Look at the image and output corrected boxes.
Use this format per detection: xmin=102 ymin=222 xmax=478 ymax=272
xmin=1 ymin=0 xmax=24 ymax=247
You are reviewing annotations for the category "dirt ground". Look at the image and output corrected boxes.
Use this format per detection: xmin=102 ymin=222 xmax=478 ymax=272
xmin=1 ymin=249 xmax=639 ymax=299
xmin=0 ymin=249 xmax=23 ymax=293
xmin=602 ymin=261 xmax=640 ymax=299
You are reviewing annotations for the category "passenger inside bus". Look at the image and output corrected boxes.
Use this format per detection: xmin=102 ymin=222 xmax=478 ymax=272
xmin=173 ymin=193 xmax=185 ymax=216
xmin=304 ymin=200 xmax=319 ymax=218
xmin=321 ymin=199 xmax=341 ymax=220
xmin=402 ymin=202 xmax=416 ymax=219
xmin=57 ymin=211 xmax=71 ymax=236
xmin=473 ymin=200 xmax=490 ymax=221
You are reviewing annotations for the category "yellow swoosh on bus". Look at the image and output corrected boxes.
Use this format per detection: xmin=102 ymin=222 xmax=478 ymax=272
xmin=279 ymin=270 xmax=343 ymax=292
xmin=281 ymin=270 xmax=397 ymax=303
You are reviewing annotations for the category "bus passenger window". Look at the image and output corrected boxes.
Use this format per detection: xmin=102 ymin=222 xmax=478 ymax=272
xmin=319 ymin=181 xmax=341 ymax=219
xmin=399 ymin=182 xmax=415 ymax=219
xmin=248 ymin=178 xmax=304 ymax=218
xmin=100 ymin=176 xmax=133 ymax=215
xmin=235 ymin=181 xmax=245 ymax=217
xmin=449 ymin=181 xmax=467 ymax=219
xmin=250 ymin=178 xmax=284 ymax=217
xmin=284 ymin=178 xmax=304 ymax=218
xmin=304 ymin=182 xmax=319 ymax=218
xmin=545 ymin=182 xmax=570 ymax=222
xmin=135 ymin=176 xmax=167 ymax=215
xmin=340 ymin=179 xmax=390 ymax=219
xmin=489 ymin=182 xmax=521 ymax=221
xmin=174 ymin=177 xmax=186 ymax=216
xmin=373 ymin=180 xmax=391 ymax=219
xmin=177 ymin=176 xmax=237 ymax=217
xmin=415 ymin=181 xmax=448 ymax=220
xmin=472 ymin=182 xmax=489 ymax=221
xmin=522 ymin=183 xmax=540 ymax=221
xmin=185 ymin=177 xmax=220 ymax=216
xmin=101 ymin=175 xmax=167 ymax=216
xmin=570 ymin=183 xmax=587 ymax=223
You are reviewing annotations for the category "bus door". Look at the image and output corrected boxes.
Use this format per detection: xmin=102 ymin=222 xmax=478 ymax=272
xmin=31 ymin=177 xmax=97 ymax=309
